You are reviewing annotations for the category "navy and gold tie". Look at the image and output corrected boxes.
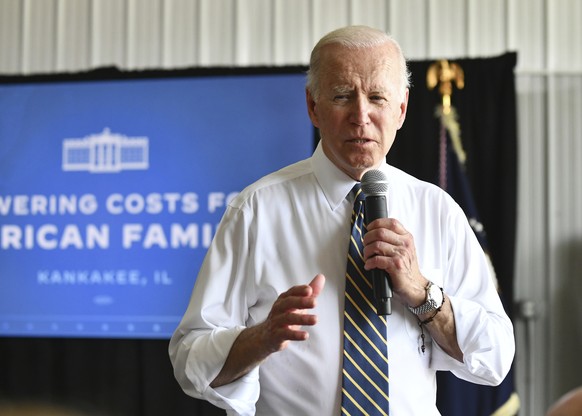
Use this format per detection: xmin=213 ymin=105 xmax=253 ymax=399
xmin=341 ymin=183 xmax=389 ymax=415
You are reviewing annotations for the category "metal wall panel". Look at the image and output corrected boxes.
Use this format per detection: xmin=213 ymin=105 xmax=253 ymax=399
xmin=1 ymin=1 xmax=582 ymax=415
xmin=547 ymin=75 xmax=582 ymax=402
xmin=234 ymin=0 xmax=273 ymax=65
xmin=427 ymin=0 xmax=467 ymax=58
xmin=312 ymin=0 xmax=349 ymax=43
xmin=55 ymin=0 xmax=90 ymax=72
xmin=389 ymin=0 xmax=428 ymax=59
xmin=467 ymin=0 xmax=507 ymax=56
xmin=507 ymin=0 xmax=545 ymax=72
xmin=198 ymin=0 xmax=235 ymax=66
xmin=126 ymin=0 xmax=162 ymax=69
xmin=21 ymin=0 xmax=57 ymax=74
xmin=0 ymin=0 xmax=22 ymax=73
xmin=547 ymin=0 xmax=582 ymax=70
xmin=162 ymin=0 xmax=198 ymax=68
xmin=349 ymin=0 xmax=387 ymax=30
xmin=3 ymin=0 xmax=581 ymax=74
xmin=514 ymin=74 xmax=550 ymax=414
xmin=272 ymin=0 xmax=312 ymax=65
xmin=91 ymin=0 xmax=127 ymax=68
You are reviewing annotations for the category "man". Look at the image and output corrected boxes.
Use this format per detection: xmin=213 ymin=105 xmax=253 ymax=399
xmin=169 ymin=25 xmax=515 ymax=415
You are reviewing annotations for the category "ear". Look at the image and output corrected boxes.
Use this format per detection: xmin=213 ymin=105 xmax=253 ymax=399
xmin=306 ymin=88 xmax=320 ymax=128
xmin=396 ymin=88 xmax=410 ymax=130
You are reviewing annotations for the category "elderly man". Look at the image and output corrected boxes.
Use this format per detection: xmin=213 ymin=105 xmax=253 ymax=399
xmin=170 ymin=25 xmax=514 ymax=415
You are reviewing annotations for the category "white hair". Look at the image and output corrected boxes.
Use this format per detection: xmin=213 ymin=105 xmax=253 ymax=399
xmin=306 ymin=25 xmax=411 ymax=101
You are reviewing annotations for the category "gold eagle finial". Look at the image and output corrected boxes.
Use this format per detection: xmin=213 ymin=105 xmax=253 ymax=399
xmin=427 ymin=60 xmax=465 ymax=114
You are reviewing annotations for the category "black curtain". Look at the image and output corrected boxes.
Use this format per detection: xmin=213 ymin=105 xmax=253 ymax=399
xmin=0 ymin=338 xmax=222 ymax=415
xmin=0 ymin=53 xmax=517 ymax=416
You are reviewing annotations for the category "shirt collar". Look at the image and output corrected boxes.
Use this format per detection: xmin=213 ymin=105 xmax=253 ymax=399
xmin=311 ymin=142 xmax=389 ymax=211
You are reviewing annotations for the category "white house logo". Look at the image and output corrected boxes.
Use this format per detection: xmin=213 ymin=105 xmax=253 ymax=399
xmin=62 ymin=128 xmax=149 ymax=173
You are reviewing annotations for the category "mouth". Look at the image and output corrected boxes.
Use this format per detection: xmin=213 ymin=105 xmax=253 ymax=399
xmin=347 ymin=138 xmax=374 ymax=145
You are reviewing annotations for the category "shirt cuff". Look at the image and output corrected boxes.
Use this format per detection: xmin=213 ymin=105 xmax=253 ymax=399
xmin=185 ymin=326 xmax=261 ymax=414
xmin=430 ymin=295 xmax=514 ymax=386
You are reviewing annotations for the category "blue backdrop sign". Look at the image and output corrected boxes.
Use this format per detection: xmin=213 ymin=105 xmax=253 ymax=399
xmin=0 ymin=70 xmax=313 ymax=339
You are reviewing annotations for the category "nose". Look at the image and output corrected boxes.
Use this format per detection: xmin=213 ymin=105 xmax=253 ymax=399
xmin=349 ymin=95 xmax=371 ymax=126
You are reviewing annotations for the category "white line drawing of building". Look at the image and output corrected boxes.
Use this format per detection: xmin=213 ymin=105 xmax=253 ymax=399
xmin=62 ymin=128 xmax=149 ymax=173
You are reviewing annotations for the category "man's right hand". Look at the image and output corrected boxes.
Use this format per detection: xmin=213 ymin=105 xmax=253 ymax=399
xmin=210 ymin=274 xmax=326 ymax=388
xmin=261 ymin=273 xmax=326 ymax=353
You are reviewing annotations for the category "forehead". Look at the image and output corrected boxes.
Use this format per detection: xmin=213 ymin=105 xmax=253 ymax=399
xmin=318 ymin=43 xmax=400 ymax=90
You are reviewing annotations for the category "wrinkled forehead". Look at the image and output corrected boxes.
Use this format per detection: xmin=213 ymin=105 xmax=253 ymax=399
xmin=319 ymin=43 xmax=401 ymax=90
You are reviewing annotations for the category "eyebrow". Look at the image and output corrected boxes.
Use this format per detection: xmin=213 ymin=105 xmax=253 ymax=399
xmin=331 ymin=85 xmax=388 ymax=96
xmin=331 ymin=85 xmax=352 ymax=95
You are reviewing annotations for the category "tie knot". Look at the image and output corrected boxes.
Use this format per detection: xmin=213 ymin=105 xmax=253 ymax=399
xmin=352 ymin=183 xmax=365 ymax=205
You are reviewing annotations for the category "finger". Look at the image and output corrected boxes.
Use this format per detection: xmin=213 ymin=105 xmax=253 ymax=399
xmin=366 ymin=217 xmax=407 ymax=235
xmin=268 ymin=311 xmax=318 ymax=331
xmin=277 ymin=326 xmax=310 ymax=342
xmin=276 ymin=275 xmax=325 ymax=308
xmin=363 ymin=228 xmax=402 ymax=252
xmin=264 ymin=325 xmax=309 ymax=351
xmin=269 ymin=276 xmax=325 ymax=326
xmin=363 ymin=254 xmax=392 ymax=271
xmin=279 ymin=283 xmax=312 ymax=300
xmin=285 ymin=311 xmax=318 ymax=327
xmin=270 ymin=295 xmax=317 ymax=317
xmin=309 ymin=274 xmax=326 ymax=298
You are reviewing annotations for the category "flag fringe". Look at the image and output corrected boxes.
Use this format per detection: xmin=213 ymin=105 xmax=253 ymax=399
xmin=491 ymin=392 xmax=521 ymax=416
xmin=436 ymin=105 xmax=466 ymax=165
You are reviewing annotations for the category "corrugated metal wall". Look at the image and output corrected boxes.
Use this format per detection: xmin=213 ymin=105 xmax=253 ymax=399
xmin=1 ymin=0 xmax=581 ymax=414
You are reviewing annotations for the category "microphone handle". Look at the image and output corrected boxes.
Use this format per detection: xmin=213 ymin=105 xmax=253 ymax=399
xmin=364 ymin=195 xmax=393 ymax=316
xmin=371 ymin=269 xmax=392 ymax=315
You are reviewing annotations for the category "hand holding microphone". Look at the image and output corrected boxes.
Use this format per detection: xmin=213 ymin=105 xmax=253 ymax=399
xmin=361 ymin=169 xmax=393 ymax=316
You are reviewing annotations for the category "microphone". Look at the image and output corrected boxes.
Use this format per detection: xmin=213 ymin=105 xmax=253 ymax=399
xmin=361 ymin=169 xmax=393 ymax=316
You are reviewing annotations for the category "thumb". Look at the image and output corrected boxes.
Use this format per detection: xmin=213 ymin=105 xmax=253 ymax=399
xmin=309 ymin=274 xmax=326 ymax=297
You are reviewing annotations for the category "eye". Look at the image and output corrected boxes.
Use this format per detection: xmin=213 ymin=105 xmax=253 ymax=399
xmin=333 ymin=94 xmax=350 ymax=102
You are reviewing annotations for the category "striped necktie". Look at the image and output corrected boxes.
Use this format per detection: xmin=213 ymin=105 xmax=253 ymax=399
xmin=341 ymin=183 xmax=389 ymax=415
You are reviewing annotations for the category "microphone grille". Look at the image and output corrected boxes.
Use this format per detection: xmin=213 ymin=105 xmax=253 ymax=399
xmin=361 ymin=169 xmax=389 ymax=195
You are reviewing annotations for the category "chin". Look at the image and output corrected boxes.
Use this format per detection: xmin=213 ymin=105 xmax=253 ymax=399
xmin=344 ymin=163 xmax=374 ymax=180
xmin=349 ymin=155 xmax=378 ymax=170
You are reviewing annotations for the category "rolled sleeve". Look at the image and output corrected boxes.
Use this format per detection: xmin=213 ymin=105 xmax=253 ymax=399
xmin=431 ymin=295 xmax=515 ymax=386
xmin=169 ymin=326 xmax=260 ymax=415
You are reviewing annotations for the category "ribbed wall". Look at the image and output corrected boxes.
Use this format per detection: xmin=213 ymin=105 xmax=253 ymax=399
xmin=1 ymin=0 xmax=581 ymax=414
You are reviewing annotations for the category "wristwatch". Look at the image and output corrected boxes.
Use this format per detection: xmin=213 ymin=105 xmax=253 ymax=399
xmin=408 ymin=282 xmax=444 ymax=315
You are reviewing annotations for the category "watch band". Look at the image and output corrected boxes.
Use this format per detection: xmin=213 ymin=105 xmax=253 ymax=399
xmin=407 ymin=282 xmax=443 ymax=315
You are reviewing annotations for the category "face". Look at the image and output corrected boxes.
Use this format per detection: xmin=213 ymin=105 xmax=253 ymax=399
xmin=306 ymin=42 xmax=409 ymax=181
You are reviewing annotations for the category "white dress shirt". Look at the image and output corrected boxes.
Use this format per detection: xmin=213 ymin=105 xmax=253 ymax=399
xmin=169 ymin=143 xmax=515 ymax=415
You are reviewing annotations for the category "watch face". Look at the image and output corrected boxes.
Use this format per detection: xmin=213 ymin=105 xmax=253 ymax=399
xmin=429 ymin=284 xmax=443 ymax=307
